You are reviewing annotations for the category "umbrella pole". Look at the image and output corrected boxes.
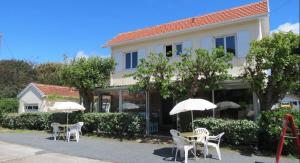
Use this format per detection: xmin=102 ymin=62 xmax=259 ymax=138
xmin=67 ymin=113 xmax=69 ymax=128
xmin=191 ymin=110 xmax=194 ymax=132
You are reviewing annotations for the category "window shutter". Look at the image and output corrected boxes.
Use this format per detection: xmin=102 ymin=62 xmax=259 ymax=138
xmin=182 ymin=40 xmax=192 ymax=54
xmin=138 ymin=48 xmax=146 ymax=64
xmin=114 ymin=52 xmax=123 ymax=72
xmin=236 ymin=30 xmax=250 ymax=58
xmin=200 ymin=36 xmax=213 ymax=52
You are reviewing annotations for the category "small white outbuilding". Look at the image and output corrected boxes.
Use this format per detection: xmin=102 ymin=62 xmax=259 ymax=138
xmin=17 ymin=83 xmax=79 ymax=113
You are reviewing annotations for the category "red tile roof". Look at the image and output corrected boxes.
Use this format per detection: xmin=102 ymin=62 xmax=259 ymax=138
xmin=106 ymin=1 xmax=268 ymax=46
xmin=33 ymin=83 xmax=79 ymax=97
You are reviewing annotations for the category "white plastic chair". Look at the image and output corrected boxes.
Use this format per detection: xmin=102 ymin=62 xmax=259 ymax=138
xmin=173 ymin=135 xmax=196 ymax=163
xmin=51 ymin=122 xmax=63 ymax=141
xmin=170 ymin=129 xmax=180 ymax=154
xmin=204 ymin=132 xmax=225 ymax=160
xmin=194 ymin=128 xmax=210 ymax=143
xmin=66 ymin=124 xmax=80 ymax=142
xmin=76 ymin=122 xmax=84 ymax=135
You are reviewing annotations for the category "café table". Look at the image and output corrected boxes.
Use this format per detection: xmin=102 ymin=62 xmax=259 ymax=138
xmin=179 ymin=132 xmax=208 ymax=158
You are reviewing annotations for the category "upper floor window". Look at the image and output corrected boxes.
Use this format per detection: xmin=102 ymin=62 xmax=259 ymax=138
xmin=25 ymin=104 xmax=38 ymax=112
xmin=125 ymin=51 xmax=138 ymax=69
xmin=215 ymin=35 xmax=236 ymax=56
xmin=165 ymin=45 xmax=173 ymax=57
xmin=175 ymin=43 xmax=183 ymax=55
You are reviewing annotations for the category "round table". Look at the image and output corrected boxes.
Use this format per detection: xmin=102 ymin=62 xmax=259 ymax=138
xmin=180 ymin=132 xmax=207 ymax=141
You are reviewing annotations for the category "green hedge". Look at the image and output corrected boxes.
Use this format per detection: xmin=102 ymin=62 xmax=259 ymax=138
xmin=0 ymin=98 xmax=19 ymax=113
xmin=258 ymin=109 xmax=300 ymax=155
xmin=0 ymin=112 xmax=145 ymax=137
xmin=194 ymin=118 xmax=259 ymax=146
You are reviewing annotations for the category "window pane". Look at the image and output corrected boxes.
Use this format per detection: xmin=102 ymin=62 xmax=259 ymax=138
xmin=132 ymin=52 xmax=138 ymax=68
xmin=166 ymin=45 xmax=173 ymax=57
xmin=33 ymin=106 xmax=38 ymax=110
xmin=226 ymin=36 xmax=235 ymax=55
xmin=215 ymin=38 xmax=224 ymax=49
xmin=125 ymin=53 xmax=131 ymax=69
xmin=176 ymin=44 xmax=182 ymax=55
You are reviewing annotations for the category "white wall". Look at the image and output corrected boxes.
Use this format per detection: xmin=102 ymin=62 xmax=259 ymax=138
xmin=110 ymin=17 xmax=269 ymax=86
xmin=18 ymin=87 xmax=45 ymax=113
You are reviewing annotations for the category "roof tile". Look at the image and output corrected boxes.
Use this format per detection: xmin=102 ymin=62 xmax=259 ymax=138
xmin=106 ymin=1 xmax=268 ymax=46
xmin=33 ymin=83 xmax=79 ymax=97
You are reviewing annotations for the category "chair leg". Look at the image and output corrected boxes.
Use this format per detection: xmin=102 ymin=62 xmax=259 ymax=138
xmin=184 ymin=148 xmax=188 ymax=163
xmin=76 ymin=132 xmax=79 ymax=142
xmin=204 ymin=145 xmax=207 ymax=159
xmin=172 ymin=144 xmax=174 ymax=154
xmin=216 ymin=146 xmax=221 ymax=160
xmin=175 ymin=149 xmax=178 ymax=162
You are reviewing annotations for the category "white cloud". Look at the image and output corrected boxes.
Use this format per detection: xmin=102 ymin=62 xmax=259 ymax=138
xmin=75 ymin=50 xmax=89 ymax=59
xmin=271 ymin=22 xmax=299 ymax=34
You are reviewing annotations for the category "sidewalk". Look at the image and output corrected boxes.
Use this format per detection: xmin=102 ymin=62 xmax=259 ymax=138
xmin=0 ymin=141 xmax=110 ymax=163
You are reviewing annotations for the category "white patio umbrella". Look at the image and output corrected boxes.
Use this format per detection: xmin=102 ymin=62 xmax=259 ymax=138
xmin=169 ymin=98 xmax=217 ymax=131
xmin=49 ymin=101 xmax=85 ymax=126
xmin=216 ymin=101 xmax=240 ymax=110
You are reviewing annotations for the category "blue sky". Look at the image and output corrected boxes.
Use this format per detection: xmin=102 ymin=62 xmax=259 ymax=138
xmin=0 ymin=0 xmax=299 ymax=63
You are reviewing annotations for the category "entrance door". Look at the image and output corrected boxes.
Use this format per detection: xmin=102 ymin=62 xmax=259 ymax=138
xmin=161 ymin=98 xmax=175 ymax=125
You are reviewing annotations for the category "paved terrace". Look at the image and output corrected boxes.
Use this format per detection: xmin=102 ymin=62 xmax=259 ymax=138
xmin=0 ymin=132 xmax=298 ymax=163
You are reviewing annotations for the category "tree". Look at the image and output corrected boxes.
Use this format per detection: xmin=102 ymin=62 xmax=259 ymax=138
xmin=0 ymin=60 xmax=36 ymax=98
xmin=129 ymin=48 xmax=233 ymax=102
xmin=128 ymin=53 xmax=175 ymax=99
xmin=244 ymin=32 xmax=300 ymax=110
xmin=35 ymin=62 xmax=64 ymax=85
xmin=61 ymin=56 xmax=115 ymax=112
xmin=175 ymin=48 xmax=233 ymax=99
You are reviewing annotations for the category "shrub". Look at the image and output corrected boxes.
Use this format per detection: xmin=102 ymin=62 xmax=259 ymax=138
xmin=194 ymin=118 xmax=259 ymax=146
xmin=0 ymin=113 xmax=52 ymax=130
xmin=258 ymin=109 xmax=300 ymax=155
xmin=0 ymin=98 xmax=19 ymax=113
xmin=75 ymin=112 xmax=145 ymax=137
xmin=0 ymin=112 xmax=145 ymax=137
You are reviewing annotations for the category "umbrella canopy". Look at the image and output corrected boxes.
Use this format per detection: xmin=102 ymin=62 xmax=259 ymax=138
xmin=49 ymin=101 xmax=85 ymax=127
xmin=170 ymin=98 xmax=217 ymax=115
xmin=169 ymin=98 xmax=217 ymax=131
xmin=216 ymin=101 xmax=240 ymax=110
xmin=49 ymin=101 xmax=85 ymax=113
xmin=122 ymin=102 xmax=140 ymax=110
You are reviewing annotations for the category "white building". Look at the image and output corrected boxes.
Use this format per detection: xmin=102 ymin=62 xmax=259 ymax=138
xmin=17 ymin=83 xmax=79 ymax=113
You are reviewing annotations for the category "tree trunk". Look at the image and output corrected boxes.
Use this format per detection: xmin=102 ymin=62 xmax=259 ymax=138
xmin=80 ymin=90 xmax=94 ymax=112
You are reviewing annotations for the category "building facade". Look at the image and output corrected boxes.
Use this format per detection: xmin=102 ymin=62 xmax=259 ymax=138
xmin=95 ymin=1 xmax=270 ymax=134
xmin=17 ymin=83 xmax=79 ymax=113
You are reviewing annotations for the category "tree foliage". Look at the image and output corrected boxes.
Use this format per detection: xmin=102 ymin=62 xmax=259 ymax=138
xmin=0 ymin=60 xmax=36 ymax=98
xmin=244 ymin=32 xmax=300 ymax=110
xmin=128 ymin=53 xmax=175 ymax=99
xmin=175 ymin=48 xmax=233 ymax=99
xmin=129 ymin=48 xmax=233 ymax=101
xmin=61 ymin=56 xmax=115 ymax=112
xmin=35 ymin=62 xmax=64 ymax=85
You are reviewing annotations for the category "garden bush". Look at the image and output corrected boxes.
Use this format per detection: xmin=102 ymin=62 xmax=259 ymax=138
xmin=0 ymin=112 xmax=145 ymax=137
xmin=0 ymin=98 xmax=19 ymax=113
xmin=258 ymin=109 xmax=300 ymax=155
xmin=194 ymin=118 xmax=259 ymax=146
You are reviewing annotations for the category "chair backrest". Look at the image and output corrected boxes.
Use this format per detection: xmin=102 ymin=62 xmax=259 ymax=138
xmin=68 ymin=125 xmax=79 ymax=133
xmin=51 ymin=123 xmax=61 ymax=133
xmin=207 ymin=132 xmax=225 ymax=146
xmin=77 ymin=122 xmax=84 ymax=131
xmin=172 ymin=135 xmax=190 ymax=149
xmin=170 ymin=129 xmax=180 ymax=137
xmin=195 ymin=128 xmax=209 ymax=136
